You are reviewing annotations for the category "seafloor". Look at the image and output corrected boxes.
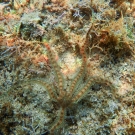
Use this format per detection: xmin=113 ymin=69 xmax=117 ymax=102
xmin=0 ymin=0 xmax=135 ymax=135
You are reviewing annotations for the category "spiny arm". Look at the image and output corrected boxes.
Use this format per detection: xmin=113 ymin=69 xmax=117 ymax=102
xmin=50 ymin=107 xmax=66 ymax=135
xmin=72 ymin=76 xmax=117 ymax=103
xmin=30 ymin=79 xmax=57 ymax=101
xmin=44 ymin=43 xmax=64 ymax=96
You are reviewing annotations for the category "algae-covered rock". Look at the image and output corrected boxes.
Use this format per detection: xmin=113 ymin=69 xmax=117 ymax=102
xmin=20 ymin=11 xmax=45 ymax=40
xmin=21 ymin=11 xmax=43 ymax=24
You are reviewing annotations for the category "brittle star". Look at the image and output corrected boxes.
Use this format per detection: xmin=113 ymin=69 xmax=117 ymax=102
xmin=30 ymin=42 xmax=116 ymax=135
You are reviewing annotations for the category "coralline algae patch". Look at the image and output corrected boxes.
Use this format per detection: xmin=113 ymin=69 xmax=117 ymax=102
xmin=59 ymin=52 xmax=82 ymax=77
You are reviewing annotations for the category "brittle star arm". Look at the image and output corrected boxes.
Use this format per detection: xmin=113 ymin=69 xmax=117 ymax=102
xmin=72 ymin=77 xmax=117 ymax=103
xmin=45 ymin=43 xmax=64 ymax=97
xmin=50 ymin=107 xmax=66 ymax=135
xmin=30 ymin=80 xmax=57 ymax=101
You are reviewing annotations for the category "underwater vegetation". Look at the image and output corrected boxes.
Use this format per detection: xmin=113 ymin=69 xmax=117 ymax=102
xmin=0 ymin=0 xmax=135 ymax=135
